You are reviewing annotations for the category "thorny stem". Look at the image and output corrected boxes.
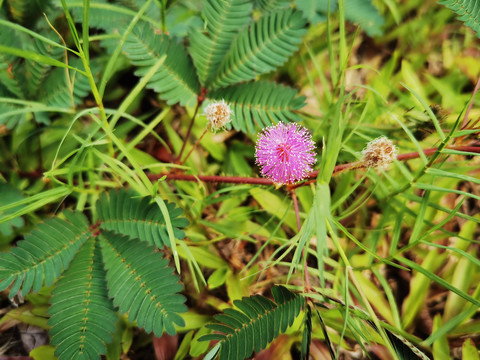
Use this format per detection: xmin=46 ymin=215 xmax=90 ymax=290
xmin=180 ymin=127 xmax=209 ymax=166
xmin=290 ymin=189 xmax=311 ymax=292
xmin=151 ymin=144 xmax=480 ymax=186
xmin=18 ymin=145 xmax=480 ymax=187
xmin=177 ymin=100 xmax=203 ymax=163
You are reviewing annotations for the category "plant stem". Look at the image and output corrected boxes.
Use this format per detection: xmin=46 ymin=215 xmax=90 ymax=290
xmin=290 ymin=189 xmax=311 ymax=291
xmin=177 ymin=101 xmax=202 ymax=163
xmin=150 ymin=144 xmax=480 ymax=187
xmin=180 ymin=127 xmax=209 ymax=166
xmin=326 ymin=219 xmax=399 ymax=360
xmin=20 ymin=144 xmax=480 ymax=187
xmin=462 ymin=76 xmax=480 ymax=129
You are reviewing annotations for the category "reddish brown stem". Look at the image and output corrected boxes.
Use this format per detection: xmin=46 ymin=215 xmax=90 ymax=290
xmin=19 ymin=145 xmax=480 ymax=187
xmin=177 ymin=100 xmax=202 ymax=163
xmin=180 ymin=127 xmax=209 ymax=166
xmin=149 ymin=173 xmax=275 ymax=185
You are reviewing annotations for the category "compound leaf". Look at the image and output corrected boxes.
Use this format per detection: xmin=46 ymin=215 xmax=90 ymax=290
xmin=208 ymin=81 xmax=305 ymax=132
xmin=0 ymin=211 xmax=92 ymax=298
xmin=48 ymin=237 xmax=117 ymax=360
xmin=255 ymin=0 xmax=291 ymax=13
xmin=4 ymin=0 xmax=50 ymax=27
xmin=209 ymin=8 xmax=307 ymax=89
xmin=189 ymin=0 xmax=253 ymax=86
xmin=344 ymin=0 xmax=384 ymax=37
xmin=0 ymin=183 xmax=25 ymax=238
xmin=0 ymin=22 xmax=26 ymax=99
xmin=122 ymin=21 xmax=200 ymax=106
xmin=199 ymin=286 xmax=304 ymax=360
xmin=100 ymin=231 xmax=187 ymax=337
xmin=439 ymin=0 xmax=480 ymax=37
xmin=97 ymin=189 xmax=189 ymax=249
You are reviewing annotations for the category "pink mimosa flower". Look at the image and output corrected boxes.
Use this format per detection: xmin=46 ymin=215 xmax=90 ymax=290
xmin=255 ymin=122 xmax=316 ymax=184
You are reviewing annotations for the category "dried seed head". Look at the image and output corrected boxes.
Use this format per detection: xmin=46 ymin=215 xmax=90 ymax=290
xmin=361 ymin=136 xmax=397 ymax=170
xmin=204 ymin=100 xmax=232 ymax=131
xmin=255 ymin=122 xmax=316 ymax=184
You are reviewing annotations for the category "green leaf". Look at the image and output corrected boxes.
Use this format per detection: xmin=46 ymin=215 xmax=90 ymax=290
xmin=189 ymin=0 xmax=253 ymax=85
xmin=249 ymin=187 xmax=297 ymax=231
xmin=432 ymin=314 xmax=451 ymax=360
xmin=65 ymin=1 xmax=159 ymax=31
xmin=0 ymin=211 xmax=92 ymax=298
xmin=209 ymin=8 xmax=307 ymax=88
xmin=439 ymin=0 xmax=480 ymax=37
xmin=208 ymin=81 xmax=305 ymax=132
xmin=399 ymin=256 xmax=480 ymax=319
xmin=100 ymin=231 xmax=187 ymax=336
xmin=97 ymin=189 xmax=189 ymax=249
xmin=4 ymin=0 xmax=50 ymax=26
xmin=48 ymin=237 xmax=117 ymax=360
xmin=0 ymin=23 xmax=26 ymax=99
xmin=256 ymin=0 xmax=291 ymax=13
xmin=0 ymin=44 xmax=82 ymax=73
xmin=295 ymin=0 xmax=336 ymax=24
xmin=199 ymin=286 xmax=304 ymax=360
xmin=122 ymin=21 xmax=200 ymax=106
xmin=24 ymin=37 xmax=65 ymax=99
xmin=462 ymin=339 xmax=480 ymax=360
xmin=38 ymin=58 xmax=93 ymax=108
xmin=344 ymin=0 xmax=384 ymax=37
xmin=301 ymin=304 xmax=312 ymax=359
xmin=0 ymin=183 xmax=25 ymax=238
xmin=400 ymin=250 xmax=447 ymax=329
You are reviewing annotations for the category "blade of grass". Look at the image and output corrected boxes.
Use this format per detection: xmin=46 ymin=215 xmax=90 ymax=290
xmin=0 ymin=19 xmax=79 ymax=55
xmin=398 ymin=256 xmax=480 ymax=308
xmin=400 ymin=250 xmax=447 ymax=329
xmin=402 ymin=83 xmax=446 ymax=141
xmin=326 ymin=220 xmax=399 ymax=359
xmin=0 ymin=45 xmax=84 ymax=73
xmin=98 ymin=0 xmax=154 ymax=97
xmin=0 ymin=187 xmax=72 ymax=223
xmin=82 ymin=0 xmax=90 ymax=62
xmin=108 ymin=55 xmax=167 ymax=129
xmin=426 ymin=168 xmax=480 ymax=186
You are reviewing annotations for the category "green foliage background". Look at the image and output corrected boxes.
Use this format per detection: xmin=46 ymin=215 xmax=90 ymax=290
xmin=0 ymin=0 xmax=479 ymax=359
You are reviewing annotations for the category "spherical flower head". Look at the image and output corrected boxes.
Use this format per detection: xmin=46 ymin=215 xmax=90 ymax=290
xmin=255 ymin=122 xmax=316 ymax=184
xmin=361 ymin=136 xmax=397 ymax=170
xmin=204 ymin=100 xmax=232 ymax=131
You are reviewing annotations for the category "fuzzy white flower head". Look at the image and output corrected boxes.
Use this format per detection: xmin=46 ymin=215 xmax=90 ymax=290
xmin=361 ymin=136 xmax=397 ymax=170
xmin=204 ymin=100 xmax=232 ymax=131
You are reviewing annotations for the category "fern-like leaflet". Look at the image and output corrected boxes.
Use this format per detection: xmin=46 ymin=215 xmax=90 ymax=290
xmin=0 ymin=211 xmax=92 ymax=298
xmin=0 ymin=189 xmax=189 ymax=360
xmin=209 ymin=8 xmax=307 ymax=89
xmin=199 ymin=286 xmax=305 ymax=360
xmin=208 ymin=81 xmax=306 ymax=132
xmin=189 ymin=0 xmax=253 ymax=86
xmin=255 ymin=0 xmax=291 ymax=12
xmin=100 ymin=231 xmax=187 ymax=336
xmin=3 ymin=0 xmax=50 ymax=26
xmin=49 ymin=237 xmax=117 ymax=360
xmin=122 ymin=21 xmax=200 ymax=106
xmin=439 ymin=0 xmax=480 ymax=37
xmin=97 ymin=189 xmax=189 ymax=248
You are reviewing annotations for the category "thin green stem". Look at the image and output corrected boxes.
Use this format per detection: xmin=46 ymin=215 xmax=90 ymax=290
xmin=159 ymin=0 xmax=167 ymax=33
xmin=60 ymin=0 xmax=112 ymax=155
